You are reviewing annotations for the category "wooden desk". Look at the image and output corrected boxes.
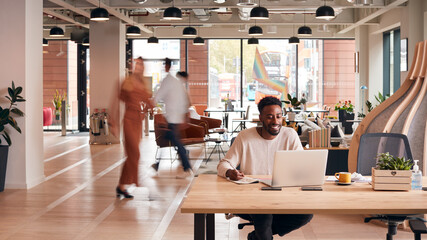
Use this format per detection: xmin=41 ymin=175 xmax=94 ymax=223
xmin=181 ymin=175 xmax=427 ymax=240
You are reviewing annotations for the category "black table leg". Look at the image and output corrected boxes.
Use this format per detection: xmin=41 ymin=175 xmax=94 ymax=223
xmin=206 ymin=214 xmax=215 ymax=240
xmin=195 ymin=214 xmax=205 ymax=240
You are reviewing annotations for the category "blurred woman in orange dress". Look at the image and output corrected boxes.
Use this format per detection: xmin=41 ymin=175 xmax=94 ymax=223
xmin=114 ymin=57 xmax=152 ymax=198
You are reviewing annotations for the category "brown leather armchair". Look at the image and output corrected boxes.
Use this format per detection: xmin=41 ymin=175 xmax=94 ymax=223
xmin=154 ymin=114 xmax=206 ymax=161
xmin=189 ymin=116 xmax=222 ymax=135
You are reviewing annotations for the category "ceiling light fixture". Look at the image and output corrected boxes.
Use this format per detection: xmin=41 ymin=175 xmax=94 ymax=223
xmin=183 ymin=13 xmax=197 ymax=37
xmin=90 ymin=0 xmax=110 ymax=21
xmin=316 ymin=0 xmax=335 ymax=20
xmin=43 ymin=38 xmax=49 ymax=46
xmin=163 ymin=1 xmax=182 ymax=20
xmin=148 ymin=27 xmax=159 ymax=44
xmin=82 ymin=37 xmax=90 ymax=46
xmin=298 ymin=11 xmax=312 ymax=36
xmin=148 ymin=36 xmax=159 ymax=44
xmin=50 ymin=26 xmax=64 ymax=37
xmin=289 ymin=25 xmax=299 ymax=44
xmin=248 ymin=37 xmax=258 ymax=45
xmin=183 ymin=26 xmax=197 ymax=37
xmin=250 ymin=6 xmax=269 ymax=19
xmin=248 ymin=25 xmax=263 ymax=36
xmin=289 ymin=36 xmax=300 ymax=44
xmin=193 ymin=36 xmax=205 ymax=45
xmin=126 ymin=25 xmax=141 ymax=36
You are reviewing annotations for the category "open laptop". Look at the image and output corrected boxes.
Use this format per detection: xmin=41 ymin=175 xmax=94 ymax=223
xmin=260 ymin=150 xmax=328 ymax=187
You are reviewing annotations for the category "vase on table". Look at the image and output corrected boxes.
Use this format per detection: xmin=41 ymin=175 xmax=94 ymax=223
xmin=338 ymin=110 xmax=354 ymax=134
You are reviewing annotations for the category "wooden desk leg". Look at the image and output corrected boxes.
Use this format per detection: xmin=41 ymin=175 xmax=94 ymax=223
xmin=206 ymin=214 xmax=215 ymax=240
xmin=195 ymin=214 xmax=205 ymax=240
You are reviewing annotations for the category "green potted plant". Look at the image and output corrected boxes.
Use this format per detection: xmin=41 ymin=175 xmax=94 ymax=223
xmin=372 ymin=152 xmax=413 ymax=191
xmin=334 ymin=100 xmax=355 ymax=134
xmin=284 ymin=94 xmax=301 ymax=121
xmin=52 ymin=90 xmax=66 ymax=120
xmin=0 ymin=81 xmax=25 ymax=192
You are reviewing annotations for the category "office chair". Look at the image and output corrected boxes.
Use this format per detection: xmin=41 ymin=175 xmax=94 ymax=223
xmin=357 ymin=133 xmax=422 ymax=240
xmin=357 ymin=133 xmax=413 ymax=176
xmin=409 ymin=219 xmax=427 ymax=240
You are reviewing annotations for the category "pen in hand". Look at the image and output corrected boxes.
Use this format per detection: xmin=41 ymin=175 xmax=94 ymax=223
xmin=224 ymin=159 xmax=244 ymax=180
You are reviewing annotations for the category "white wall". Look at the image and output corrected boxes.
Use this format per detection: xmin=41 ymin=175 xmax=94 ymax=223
xmin=0 ymin=0 xmax=44 ymax=189
xmin=366 ymin=0 xmax=426 ymax=103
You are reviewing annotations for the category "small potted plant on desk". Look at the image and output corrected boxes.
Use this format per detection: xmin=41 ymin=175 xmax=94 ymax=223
xmin=284 ymin=94 xmax=301 ymax=122
xmin=0 ymin=81 xmax=25 ymax=192
xmin=372 ymin=152 xmax=413 ymax=191
xmin=334 ymin=100 xmax=354 ymax=134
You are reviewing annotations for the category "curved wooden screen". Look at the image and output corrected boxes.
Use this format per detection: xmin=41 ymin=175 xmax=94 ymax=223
xmin=349 ymin=40 xmax=427 ymax=173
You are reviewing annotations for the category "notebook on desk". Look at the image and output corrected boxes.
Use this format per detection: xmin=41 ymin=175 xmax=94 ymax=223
xmin=260 ymin=150 xmax=328 ymax=187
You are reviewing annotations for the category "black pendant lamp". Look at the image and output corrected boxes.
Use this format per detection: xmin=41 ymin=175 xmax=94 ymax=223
xmin=193 ymin=36 xmax=205 ymax=45
xmin=148 ymin=27 xmax=159 ymax=44
xmin=289 ymin=36 xmax=300 ymax=44
xmin=148 ymin=36 xmax=159 ymax=44
xmin=43 ymin=38 xmax=48 ymax=46
xmin=248 ymin=37 xmax=258 ymax=45
xmin=183 ymin=27 xmax=197 ymax=37
xmin=50 ymin=26 xmax=64 ymax=37
xmin=90 ymin=1 xmax=109 ymax=21
xmin=126 ymin=26 xmax=141 ymax=36
xmin=316 ymin=1 xmax=335 ymax=20
xmin=183 ymin=13 xmax=197 ymax=37
xmin=298 ymin=11 xmax=312 ymax=36
xmin=163 ymin=6 xmax=182 ymax=20
xmin=250 ymin=6 xmax=269 ymax=20
xmin=82 ymin=37 xmax=90 ymax=46
xmin=249 ymin=25 xmax=263 ymax=36
xmin=289 ymin=25 xmax=299 ymax=44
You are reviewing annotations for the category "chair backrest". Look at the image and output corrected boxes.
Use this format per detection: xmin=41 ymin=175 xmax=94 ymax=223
xmin=244 ymin=105 xmax=250 ymax=120
xmin=357 ymin=133 xmax=413 ymax=175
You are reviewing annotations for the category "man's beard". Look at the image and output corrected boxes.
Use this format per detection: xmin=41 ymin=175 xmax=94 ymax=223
xmin=262 ymin=123 xmax=281 ymax=136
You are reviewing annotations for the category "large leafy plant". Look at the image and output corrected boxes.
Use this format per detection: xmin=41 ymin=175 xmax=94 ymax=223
xmin=283 ymin=93 xmax=301 ymax=110
xmin=0 ymin=82 xmax=25 ymax=146
xmin=376 ymin=152 xmax=413 ymax=170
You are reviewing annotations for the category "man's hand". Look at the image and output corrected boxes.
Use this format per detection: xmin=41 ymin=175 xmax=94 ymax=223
xmin=226 ymin=169 xmax=245 ymax=181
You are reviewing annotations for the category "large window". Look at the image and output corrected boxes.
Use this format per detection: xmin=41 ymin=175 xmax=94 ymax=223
xmin=133 ymin=39 xmax=180 ymax=93
xmin=206 ymin=39 xmax=355 ymax=117
xmin=208 ymin=40 xmax=241 ymax=108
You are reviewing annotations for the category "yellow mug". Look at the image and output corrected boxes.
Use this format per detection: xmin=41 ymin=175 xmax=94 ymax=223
xmin=335 ymin=172 xmax=351 ymax=183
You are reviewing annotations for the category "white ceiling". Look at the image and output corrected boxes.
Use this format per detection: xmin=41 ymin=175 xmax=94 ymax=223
xmin=42 ymin=0 xmax=408 ymax=38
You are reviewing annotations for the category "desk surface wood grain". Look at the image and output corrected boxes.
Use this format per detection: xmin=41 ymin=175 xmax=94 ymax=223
xmin=181 ymin=175 xmax=427 ymax=215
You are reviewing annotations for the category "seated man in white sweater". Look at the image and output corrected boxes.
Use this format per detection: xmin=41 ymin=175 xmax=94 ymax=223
xmin=217 ymin=96 xmax=313 ymax=240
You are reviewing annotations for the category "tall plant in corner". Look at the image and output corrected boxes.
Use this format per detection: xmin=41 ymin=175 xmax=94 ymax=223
xmin=0 ymin=81 xmax=25 ymax=146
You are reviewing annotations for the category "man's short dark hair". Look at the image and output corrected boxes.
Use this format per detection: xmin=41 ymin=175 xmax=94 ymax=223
xmin=165 ymin=58 xmax=172 ymax=67
xmin=258 ymin=96 xmax=282 ymax=114
xmin=177 ymin=71 xmax=188 ymax=78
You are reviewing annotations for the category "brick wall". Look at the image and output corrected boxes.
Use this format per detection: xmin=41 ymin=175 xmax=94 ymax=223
xmin=43 ymin=40 xmax=78 ymax=125
xmin=43 ymin=40 xmax=68 ymax=114
xmin=323 ymin=40 xmax=355 ymax=116
xmin=180 ymin=40 xmax=208 ymax=105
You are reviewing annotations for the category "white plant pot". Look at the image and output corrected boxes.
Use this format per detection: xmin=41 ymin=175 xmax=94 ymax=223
xmin=287 ymin=112 xmax=296 ymax=121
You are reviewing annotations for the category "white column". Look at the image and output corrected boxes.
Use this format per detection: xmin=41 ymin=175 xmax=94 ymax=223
xmin=0 ymin=0 xmax=44 ymax=189
xmin=89 ymin=17 xmax=125 ymax=143
xmin=355 ymin=25 xmax=369 ymax=115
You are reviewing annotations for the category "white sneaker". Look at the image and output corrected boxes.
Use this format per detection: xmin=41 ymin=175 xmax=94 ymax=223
xmin=176 ymin=169 xmax=194 ymax=179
